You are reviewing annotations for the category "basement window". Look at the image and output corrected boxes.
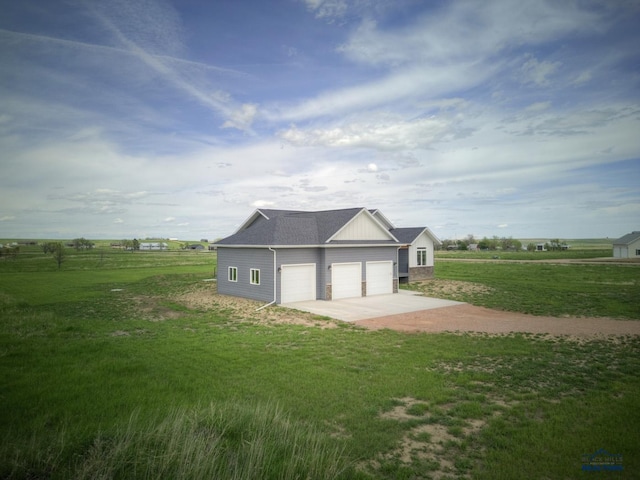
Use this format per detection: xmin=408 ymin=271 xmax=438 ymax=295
xmin=228 ymin=266 xmax=237 ymax=282
xmin=250 ymin=268 xmax=260 ymax=285
xmin=417 ymin=248 xmax=427 ymax=266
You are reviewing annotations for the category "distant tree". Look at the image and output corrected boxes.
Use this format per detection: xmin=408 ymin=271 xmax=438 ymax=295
xmin=527 ymin=242 xmax=536 ymax=252
xmin=52 ymin=242 xmax=65 ymax=269
xmin=42 ymin=242 xmax=58 ymax=254
xmin=132 ymin=238 xmax=140 ymax=251
xmin=72 ymin=237 xmax=94 ymax=250
xmin=0 ymin=245 xmax=19 ymax=260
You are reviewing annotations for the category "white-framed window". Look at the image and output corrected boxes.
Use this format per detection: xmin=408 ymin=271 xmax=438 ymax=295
xmin=250 ymin=268 xmax=260 ymax=285
xmin=228 ymin=266 xmax=238 ymax=282
xmin=417 ymin=247 xmax=427 ymax=266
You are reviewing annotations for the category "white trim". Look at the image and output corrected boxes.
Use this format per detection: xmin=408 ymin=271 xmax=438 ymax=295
xmin=216 ymin=243 xmax=399 ymax=249
xmin=233 ymin=209 xmax=270 ymax=234
xmin=228 ymin=266 xmax=238 ymax=282
xmin=370 ymin=209 xmax=396 ymax=230
xmin=250 ymin=268 xmax=260 ymax=285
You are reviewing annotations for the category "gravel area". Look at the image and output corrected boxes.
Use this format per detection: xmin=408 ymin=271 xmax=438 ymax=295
xmin=354 ymin=304 xmax=640 ymax=338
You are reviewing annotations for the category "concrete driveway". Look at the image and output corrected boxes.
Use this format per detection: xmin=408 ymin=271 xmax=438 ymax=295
xmin=281 ymin=290 xmax=463 ymax=322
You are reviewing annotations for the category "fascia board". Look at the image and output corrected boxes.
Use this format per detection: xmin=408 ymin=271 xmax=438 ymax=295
xmin=232 ymin=209 xmax=269 ymax=234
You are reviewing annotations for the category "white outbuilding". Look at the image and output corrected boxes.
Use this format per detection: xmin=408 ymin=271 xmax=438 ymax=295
xmin=612 ymin=231 xmax=640 ymax=258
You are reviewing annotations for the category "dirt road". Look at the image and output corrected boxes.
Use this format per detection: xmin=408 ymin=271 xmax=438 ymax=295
xmin=354 ymin=304 xmax=640 ymax=337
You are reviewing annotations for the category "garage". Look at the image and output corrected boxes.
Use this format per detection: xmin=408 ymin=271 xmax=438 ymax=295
xmin=366 ymin=261 xmax=393 ymax=296
xmin=281 ymin=264 xmax=316 ymax=303
xmin=331 ymin=262 xmax=362 ymax=300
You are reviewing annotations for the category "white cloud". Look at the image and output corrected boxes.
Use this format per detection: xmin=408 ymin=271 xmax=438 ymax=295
xmin=279 ymin=115 xmax=463 ymax=150
xmin=0 ymin=215 xmax=16 ymax=222
xmin=114 ymin=218 xmax=124 ymax=224
xmin=221 ymin=103 xmax=258 ymax=132
xmin=520 ymin=55 xmax=562 ymax=86
xmin=573 ymin=71 xmax=592 ymax=85
xmin=525 ymin=101 xmax=552 ymax=112
xmin=251 ymin=200 xmax=275 ymax=208
xmin=367 ymin=163 xmax=378 ymax=172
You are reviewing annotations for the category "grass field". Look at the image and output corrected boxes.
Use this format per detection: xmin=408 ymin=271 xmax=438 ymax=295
xmin=1 ymin=247 xmax=639 ymax=479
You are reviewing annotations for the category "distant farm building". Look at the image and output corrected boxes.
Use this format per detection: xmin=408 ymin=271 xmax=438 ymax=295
xmin=613 ymin=231 xmax=640 ymax=258
xmin=139 ymin=242 xmax=168 ymax=251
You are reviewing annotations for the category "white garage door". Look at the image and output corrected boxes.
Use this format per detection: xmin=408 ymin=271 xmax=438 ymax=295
xmin=331 ymin=262 xmax=362 ymax=300
xmin=366 ymin=261 xmax=393 ymax=296
xmin=281 ymin=264 xmax=316 ymax=303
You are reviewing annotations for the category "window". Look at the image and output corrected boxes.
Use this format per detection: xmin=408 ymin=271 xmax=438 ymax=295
xmin=250 ymin=268 xmax=260 ymax=285
xmin=228 ymin=266 xmax=237 ymax=282
xmin=636 ymin=249 xmax=640 ymax=256
xmin=417 ymin=247 xmax=427 ymax=266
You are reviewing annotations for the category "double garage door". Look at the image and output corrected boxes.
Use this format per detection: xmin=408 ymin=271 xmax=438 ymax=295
xmin=280 ymin=261 xmax=393 ymax=303
xmin=332 ymin=261 xmax=393 ymax=300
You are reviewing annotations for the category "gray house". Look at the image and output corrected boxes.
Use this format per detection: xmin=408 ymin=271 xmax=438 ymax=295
xmin=613 ymin=231 xmax=640 ymax=258
xmin=214 ymin=208 xmax=440 ymax=305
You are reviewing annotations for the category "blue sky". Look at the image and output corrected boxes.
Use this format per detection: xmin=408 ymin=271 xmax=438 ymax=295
xmin=1 ymin=0 xmax=639 ymax=241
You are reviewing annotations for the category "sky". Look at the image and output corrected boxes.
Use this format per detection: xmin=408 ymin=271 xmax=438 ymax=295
xmin=1 ymin=0 xmax=639 ymax=241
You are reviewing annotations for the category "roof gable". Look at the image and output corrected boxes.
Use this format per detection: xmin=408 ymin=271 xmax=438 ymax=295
xmin=391 ymin=226 xmax=441 ymax=245
xmin=328 ymin=208 xmax=397 ymax=242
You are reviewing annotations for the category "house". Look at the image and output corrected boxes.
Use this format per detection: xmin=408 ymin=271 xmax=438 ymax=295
xmin=612 ymin=231 xmax=640 ymax=258
xmin=214 ymin=207 xmax=440 ymax=305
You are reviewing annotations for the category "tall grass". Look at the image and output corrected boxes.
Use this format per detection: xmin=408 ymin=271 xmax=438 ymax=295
xmin=68 ymin=402 xmax=352 ymax=480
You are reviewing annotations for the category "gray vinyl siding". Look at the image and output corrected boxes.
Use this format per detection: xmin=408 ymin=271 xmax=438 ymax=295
xmin=274 ymin=248 xmax=321 ymax=303
xmin=218 ymin=245 xmax=398 ymax=303
xmin=217 ymin=247 xmax=275 ymax=303
xmin=326 ymin=246 xmax=397 ymax=273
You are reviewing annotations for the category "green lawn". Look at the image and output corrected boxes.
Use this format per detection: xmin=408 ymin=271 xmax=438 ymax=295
xmin=1 ymin=249 xmax=639 ymax=479
xmin=408 ymin=261 xmax=640 ymax=319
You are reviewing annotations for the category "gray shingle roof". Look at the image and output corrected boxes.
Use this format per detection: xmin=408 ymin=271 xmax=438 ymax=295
xmin=613 ymin=231 xmax=640 ymax=245
xmin=390 ymin=227 xmax=426 ymax=244
xmin=216 ymin=208 xmax=371 ymax=246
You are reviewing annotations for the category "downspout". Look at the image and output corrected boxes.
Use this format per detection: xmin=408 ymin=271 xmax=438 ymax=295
xmin=256 ymin=247 xmax=277 ymax=311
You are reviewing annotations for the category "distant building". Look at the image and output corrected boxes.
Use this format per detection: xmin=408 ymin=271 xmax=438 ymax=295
xmin=612 ymin=231 xmax=640 ymax=258
xmin=139 ymin=242 xmax=168 ymax=251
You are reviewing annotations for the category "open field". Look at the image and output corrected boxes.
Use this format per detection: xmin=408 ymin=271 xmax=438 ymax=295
xmin=1 ymin=248 xmax=639 ymax=479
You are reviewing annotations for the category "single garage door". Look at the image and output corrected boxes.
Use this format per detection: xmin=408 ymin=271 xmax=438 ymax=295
xmin=331 ymin=262 xmax=362 ymax=300
xmin=366 ymin=261 xmax=393 ymax=296
xmin=281 ymin=264 xmax=316 ymax=303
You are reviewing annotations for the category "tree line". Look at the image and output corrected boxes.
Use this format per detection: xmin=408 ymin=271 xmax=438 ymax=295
xmin=440 ymin=235 xmax=569 ymax=252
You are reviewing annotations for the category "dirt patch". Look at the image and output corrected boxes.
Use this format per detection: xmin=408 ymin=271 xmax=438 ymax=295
xmin=372 ymin=397 xmax=489 ymax=479
xmin=355 ymin=304 xmax=640 ymax=338
xmin=173 ymin=281 xmax=339 ymax=329
xmin=409 ymin=279 xmax=493 ymax=299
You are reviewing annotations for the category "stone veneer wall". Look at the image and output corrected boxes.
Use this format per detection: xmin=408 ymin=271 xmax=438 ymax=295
xmin=409 ymin=266 xmax=434 ymax=281
xmin=325 ymin=284 xmax=332 ymax=300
